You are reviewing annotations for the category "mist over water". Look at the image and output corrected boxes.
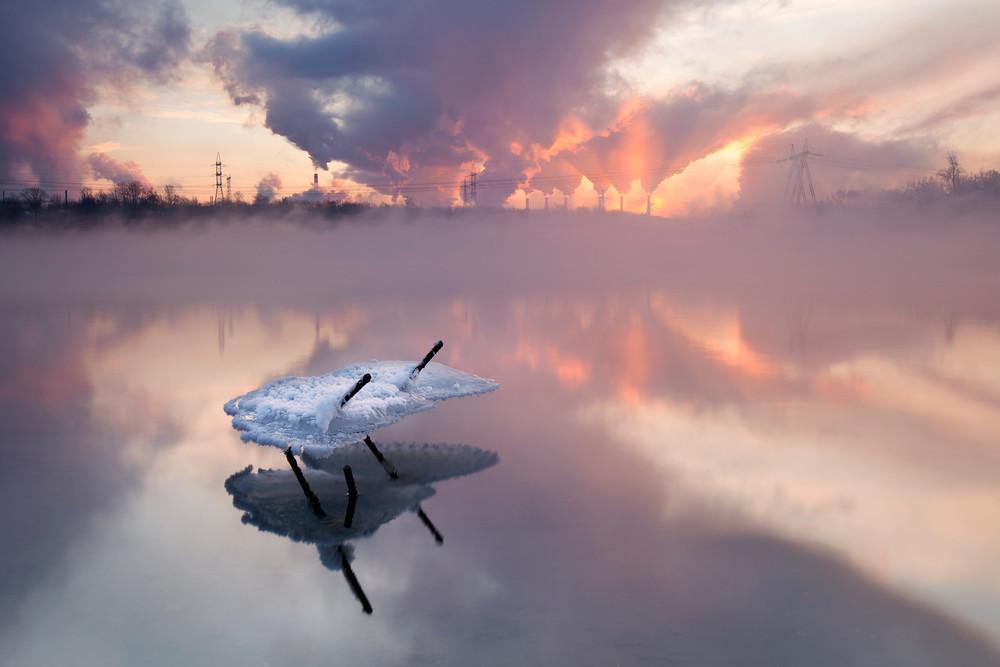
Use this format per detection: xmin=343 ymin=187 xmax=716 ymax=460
xmin=1 ymin=210 xmax=999 ymax=666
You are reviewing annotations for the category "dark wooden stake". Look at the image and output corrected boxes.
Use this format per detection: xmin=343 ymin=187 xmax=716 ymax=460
xmin=339 ymin=546 xmax=373 ymax=615
xmin=416 ymin=505 xmax=444 ymax=545
xmin=363 ymin=435 xmax=399 ymax=479
xmin=343 ymin=465 xmax=358 ymax=498
xmin=343 ymin=492 xmax=357 ymax=529
xmin=410 ymin=340 xmax=444 ymax=380
xmin=340 ymin=373 xmax=372 ymax=408
xmin=285 ymin=446 xmax=326 ymax=518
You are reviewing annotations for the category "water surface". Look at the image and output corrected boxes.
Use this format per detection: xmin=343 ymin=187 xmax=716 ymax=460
xmin=1 ymin=215 xmax=998 ymax=666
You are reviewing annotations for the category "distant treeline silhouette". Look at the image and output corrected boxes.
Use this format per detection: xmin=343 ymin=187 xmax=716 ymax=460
xmin=1 ymin=180 xmax=368 ymax=226
xmin=831 ymin=153 xmax=1000 ymax=208
xmin=2 ymin=154 xmax=997 ymax=226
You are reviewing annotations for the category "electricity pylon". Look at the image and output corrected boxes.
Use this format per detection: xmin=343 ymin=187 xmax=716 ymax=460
xmin=778 ymin=141 xmax=821 ymax=206
xmin=213 ymin=153 xmax=224 ymax=204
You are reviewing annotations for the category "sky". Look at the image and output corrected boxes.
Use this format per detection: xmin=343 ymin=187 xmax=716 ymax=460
xmin=1 ymin=0 xmax=998 ymax=213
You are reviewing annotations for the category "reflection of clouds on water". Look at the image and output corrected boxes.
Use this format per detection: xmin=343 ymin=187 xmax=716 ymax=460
xmin=0 ymin=307 xmax=181 ymax=628
xmin=2 ymin=218 xmax=1000 ymax=662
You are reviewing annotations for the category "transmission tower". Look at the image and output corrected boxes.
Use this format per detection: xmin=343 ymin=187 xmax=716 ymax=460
xmin=461 ymin=177 xmax=468 ymax=206
xmin=597 ymin=189 xmax=606 ymax=211
xmin=213 ymin=153 xmax=224 ymax=204
xmin=469 ymin=171 xmax=478 ymax=207
xmin=778 ymin=141 xmax=822 ymax=206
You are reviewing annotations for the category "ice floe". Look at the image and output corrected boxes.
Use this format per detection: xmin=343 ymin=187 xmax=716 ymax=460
xmin=223 ymin=360 xmax=498 ymax=453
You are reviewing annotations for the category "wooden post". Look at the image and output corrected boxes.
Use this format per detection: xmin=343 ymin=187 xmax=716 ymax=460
xmin=343 ymin=465 xmax=358 ymax=527
xmin=363 ymin=435 xmax=399 ymax=479
xmin=339 ymin=546 xmax=373 ymax=614
xmin=343 ymin=465 xmax=358 ymax=497
xmin=340 ymin=373 xmax=372 ymax=408
xmin=344 ymin=492 xmax=357 ymax=528
xmin=410 ymin=341 xmax=444 ymax=380
xmin=285 ymin=447 xmax=326 ymax=518
xmin=416 ymin=505 xmax=444 ymax=544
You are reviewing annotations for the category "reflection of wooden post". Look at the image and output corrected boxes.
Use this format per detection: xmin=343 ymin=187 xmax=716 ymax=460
xmin=364 ymin=435 xmax=399 ymax=479
xmin=339 ymin=546 xmax=373 ymax=614
xmin=344 ymin=492 xmax=357 ymax=528
xmin=340 ymin=373 xmax=372 ymax=408
xmin=416 ymin=505 xmax=444 ymax=544
xmin=343 ymin=465 xmax=358 ymax=527
xmin=410 ymin=341 xmax=444 ymax=380
xmin=285 ymin=446 xmax=326 ymax=518
xmin=343 ymin=465 xmax=358 ymax=497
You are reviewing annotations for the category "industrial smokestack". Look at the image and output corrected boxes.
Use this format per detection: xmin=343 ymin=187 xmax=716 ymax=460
xmin=619 ymin=194 xmax=623 ymax=212
xmin=544 ymin=194 xmax=548 ymax=211
xmin=646 ymin=195 xmax=651 ymax=216
xmin=313 ymin=173 xmax=318 ymax=186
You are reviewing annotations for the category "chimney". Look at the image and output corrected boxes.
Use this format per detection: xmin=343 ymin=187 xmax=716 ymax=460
xmin=313 ymin=173 xmax=319 ymax=186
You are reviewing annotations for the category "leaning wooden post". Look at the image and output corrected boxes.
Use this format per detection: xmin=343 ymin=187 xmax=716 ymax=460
xmin=342 ymin=465 xmax=358 ymax=528
xmin=409 ymin=341 xmax=444 ymax=381
xmin=416 ymin=504 xmax=444 ymax=545
xmin=285 ymin=446 xmax=326 ymax=518
xmin=340 ymin=373 xmax=372 ymax=408
xmin=363 ymin=435 xmax=399 ymax=480
xmin=338 ymin=546 xmax=373 ymax=615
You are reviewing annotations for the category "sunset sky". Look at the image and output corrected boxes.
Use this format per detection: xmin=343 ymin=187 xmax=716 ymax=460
xmin=3 ymin=0 xmax=999 ymax=213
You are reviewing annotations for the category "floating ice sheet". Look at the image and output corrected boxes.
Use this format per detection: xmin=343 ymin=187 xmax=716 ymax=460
xmin=223 ymin=360 xmax=499 ymax=453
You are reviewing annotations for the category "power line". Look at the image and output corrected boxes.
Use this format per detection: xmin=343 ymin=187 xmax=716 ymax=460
xmin=0 ymin=151 xmax=946 ymax=201
xmin=777 ymin=141 xmax=821 ymax=207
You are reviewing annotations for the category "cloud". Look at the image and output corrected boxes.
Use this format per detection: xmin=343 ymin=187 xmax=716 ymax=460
xmin=534 ymin=85 xmax=812 ymax=195
xmin=87 ymin=153 xmax=150 ymax=186
xmin=254 ymin=172 xmax=282 ymax=203
xmin=0 ymin=0 xmax=190 ymax=186
xmin=200 ymin=1 xmax=1000 ymax=209
xmin=737 ymin=123 xmax=940 ymax=206
xmin=203 ymin=0 xmax=706 ymax=205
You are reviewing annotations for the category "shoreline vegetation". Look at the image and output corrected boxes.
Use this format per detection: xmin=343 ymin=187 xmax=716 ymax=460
xmin=2 ymin=156 xmax=997 ymax=230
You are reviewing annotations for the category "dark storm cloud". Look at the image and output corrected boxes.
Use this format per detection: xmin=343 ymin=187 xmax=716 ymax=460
xmin=0 ymin=0 xmax=190 ymax=184
xmin=204 ymin=0 xmax=700 ymax=204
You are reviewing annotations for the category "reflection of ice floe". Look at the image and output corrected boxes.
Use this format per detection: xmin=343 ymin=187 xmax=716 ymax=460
xmin=225 ymin=442 xmax=499 ymax=614
xmin=303 ymin=440 xmax=499 ymax=485
xmin=225 ymin=465 xmax=433 ymax=544
xmin=223 ymin=357 xmax=498 ymax=453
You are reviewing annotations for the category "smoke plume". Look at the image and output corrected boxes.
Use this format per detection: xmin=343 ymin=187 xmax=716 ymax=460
xmin=87 ymin=153 xmax=150 ymax=186
xmin=254 ymin=173 xmax=282 ymax=203
xmin=203 ymin=0 xmax=707 ymax=205
xmin=0 ymin=0 xmax=190 ymax=186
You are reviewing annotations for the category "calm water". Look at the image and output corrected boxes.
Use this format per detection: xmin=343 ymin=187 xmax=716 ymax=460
xmin=1 ymin=215 xmax=999 ymax=666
